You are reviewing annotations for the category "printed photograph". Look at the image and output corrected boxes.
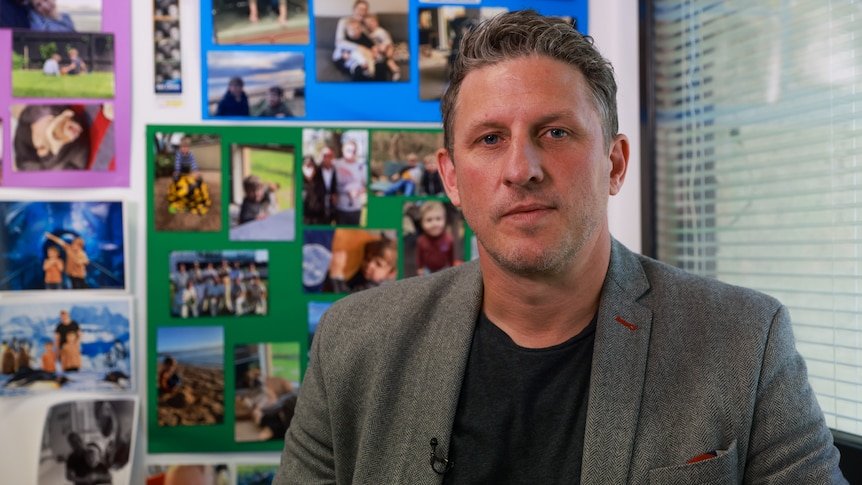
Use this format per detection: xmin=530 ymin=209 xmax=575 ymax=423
xmin=307 ymin=301 xmax=332 ymax=352
xmin=0 ymin=200 xmax=126 ymax=292
xmin=152 ymin=131 xmax=221 ymax=232
xmin=212 ymin=0 xmax=310 ymax=45
xmin=237 ymin=464 xmax=279 ymax=485
xmin=206 ymin=50 xmax=305 ymax=118
xmin=234 ymin=342 xmax=300 ymax=443
xmin=154 ymin=1 xmax=182 ymax=94
xmin=0 ymin=298 xmax=132 ymax=396
xmin=38 ymin=398 xmax=137 ymax=485
xmin=156 ymin=325 xmax=225 ymax=427
xmin=12 ymin=30 xmax=115 ymax=99
xmin=417 ymin=6 xmax=506 ymax=100
xmin=146 ymin=464 xmax=229 ymax=485
xmin=169 ymin=250 xmax=270 ymax=318
xmin=368 ymin=129 xmax=445 ymax=197
xmin=0 ymin=0 xmax=102 ymax=31
xmin=10 ymin=103 xmax=115 ymax=172
xmin=228 ymin=143 xmax=297 ymax=242
xmin=314 ymin=0 xmax=409 ymax=82
xmin=303 ymin=228 xmax=397 ymax=294
xmin=402 ymin=200 xmax=465 ymax=278
xmin=302 ymin=128 xmax=369 ymax=227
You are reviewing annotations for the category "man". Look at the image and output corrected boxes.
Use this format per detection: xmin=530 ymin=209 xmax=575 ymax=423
xmin=54 ymin=310 xmax=82 ymax=372
xmin=275 ymin=10 xmax=846 ymax=484
xmin=302 ymin=147 xmax=338 ymax=225
xmin=252 ymin=86 xmax=294 ymax=118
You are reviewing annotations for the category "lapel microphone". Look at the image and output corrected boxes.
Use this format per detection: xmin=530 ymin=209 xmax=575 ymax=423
xmin=429 ymin=438 xmax=454 ymax=474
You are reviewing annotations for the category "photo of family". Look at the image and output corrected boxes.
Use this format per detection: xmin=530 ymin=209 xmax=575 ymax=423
xmin=234 ymin=342 xmax=300 ymax=443
xmin=302 ymin=128 xmax=369 ymax=227
xmin=314 ymin=0 xmax=409 ymax=82
xmin=152 ymin=131 xmax=222 ymax=232
xmin=303 ymin=228 xmax=398 ymax=294
xmin=401 ymin=200 xmax=465 ymax=278
xmin=0 ymin=298 xmax=132 ymax=397
xmin=12 ymin=30 xmax=115 ymax=99
xmin=0 ymin=200 xmax=126 ymax=292
xmin=169 ymin=250 xmax=270 ymax=318
xmin=212 ymin=0 xmax=310 ymax=45
xmin=156 ymin=325 xmax=225 ymax=427
xmin=10 ymin=103 xmax=115 ymax=172
xmin=206 ymin=50 xmax=305 ymax=118
xmin=0 ymin=0 xmax=102 ymax=31
xmin=368 ymin=129 xmax=445 ymax=197
xmin=228 ymin=143 xmax=296 ymax=242
xmin=38 ymin=397 xmax=137 ymax=485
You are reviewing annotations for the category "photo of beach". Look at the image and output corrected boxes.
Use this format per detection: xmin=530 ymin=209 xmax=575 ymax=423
xmin=155 ymin=326 xmax=224 ymax=427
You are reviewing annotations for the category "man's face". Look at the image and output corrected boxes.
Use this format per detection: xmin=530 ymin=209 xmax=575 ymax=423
xmin=438 ymin=56 xmax=627 ymax=276
xmin=268 ymin=92 xmax=280 ymax=106
xmin=320 ymin=148 xmax=334 ymax=168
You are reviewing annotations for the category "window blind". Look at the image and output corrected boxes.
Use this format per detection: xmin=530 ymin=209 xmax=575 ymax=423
xmin=651 ymin=0 xmax=862 ymax=436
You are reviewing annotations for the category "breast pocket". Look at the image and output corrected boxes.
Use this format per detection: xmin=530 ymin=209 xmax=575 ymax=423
xmin=648 ymin=440 xmax=738 ymax=485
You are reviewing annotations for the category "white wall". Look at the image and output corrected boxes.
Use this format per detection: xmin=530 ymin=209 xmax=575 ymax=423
xmin=0 ymin=0 xmax=641 ymax=483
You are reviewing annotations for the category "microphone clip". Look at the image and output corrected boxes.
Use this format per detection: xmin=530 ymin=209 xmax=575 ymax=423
xmin=429 ymin=438 xmax=454 ymax=474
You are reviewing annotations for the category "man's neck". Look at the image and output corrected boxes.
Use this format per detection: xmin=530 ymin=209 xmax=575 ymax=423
xmin=480 ymin=236 xmax=611 ymax=349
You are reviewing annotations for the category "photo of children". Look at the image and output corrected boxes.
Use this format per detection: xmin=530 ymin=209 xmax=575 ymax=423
xmin=303 ymin=228 xmax=398 ymax=294
xmin=146 ymin=464 xmax=230 ymax=485
xmin=156 ymin=326 xmax=224 ymax=427
xmin=234 ymin=342 xmax=300 ymax=442
xmin=212 ymin=0 xmax=310 ymax=45
xmin=12 ymin=31 xmax=115 ymax=99
xmin=206 ymin=51 xmax=305 ymax=118
xmin=0 ymin=0 xmax=102 ymax=31
xmin=367 ymin=129 xmax=444 ymax=197
xmin=169 ymin=250 xmax=270 ymax=318
xmin=228 ymin=144 xmax=296 ymax=241
xmin=152 ymin=131 xmax=221 ymax=232
xmin=314 ymin=0 xmax=409 ymax=82
xmin=402 ymin=200 xmax=466 ymax=277
xmin=417 ymin=6 xmax=505 ymax=100
xmin=237 ymin=464 xmax=279 ymax=485
xmin=0 ymin=201 xmax=126 ymax=292
xmin=0 ymin=298 xmax=132 ymax=397
xmin=38 ymin=398 xmax=137 ymax=485
xmin=303 ymin=128 xmax=369 ymax=226
xmin=10 ymin=103 xmax=115 ymax=172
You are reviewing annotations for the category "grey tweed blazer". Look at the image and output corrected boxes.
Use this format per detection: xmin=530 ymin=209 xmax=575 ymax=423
xmin=275 ymin=239 xmax=846 ymax=484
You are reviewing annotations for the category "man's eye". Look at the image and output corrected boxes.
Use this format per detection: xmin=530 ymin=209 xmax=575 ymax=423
xmin=482 ymin=134 xmax=499 ymax=145
xmin=548 ymin=129 xmax=567 ymax=139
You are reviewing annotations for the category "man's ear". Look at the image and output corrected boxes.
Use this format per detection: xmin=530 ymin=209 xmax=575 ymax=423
xmin=608 ymin=134 xmax=629 ymax=196
xmin=437 ymin=147 xmax=461 ymax=207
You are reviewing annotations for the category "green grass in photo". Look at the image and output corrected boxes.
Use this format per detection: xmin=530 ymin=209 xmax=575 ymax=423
xmin=249 ymin=149 xmax=295 ymax=210
xmin=269 ymin=341 xmax=301 ymax=384
xmin=12 ymin=70 xmax=115 ymax=98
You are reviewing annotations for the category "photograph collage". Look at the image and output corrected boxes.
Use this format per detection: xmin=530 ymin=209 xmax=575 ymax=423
xmin=0 ymin=0 xmax=131 ymax=188
xmin=146 ymin=123 xmax=473 ymax=458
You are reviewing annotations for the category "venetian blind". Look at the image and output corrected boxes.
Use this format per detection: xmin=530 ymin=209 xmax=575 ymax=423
xmin=651 ymin=0 xmax=862 ymax=436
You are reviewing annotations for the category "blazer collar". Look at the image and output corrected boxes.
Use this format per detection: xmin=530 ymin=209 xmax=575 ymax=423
xmin=581 ymin=238 xmax=653 ymax=484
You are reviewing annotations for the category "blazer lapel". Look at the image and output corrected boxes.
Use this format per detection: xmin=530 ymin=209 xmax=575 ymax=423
xmin=581 ymin=240 xmax=653 ymax=484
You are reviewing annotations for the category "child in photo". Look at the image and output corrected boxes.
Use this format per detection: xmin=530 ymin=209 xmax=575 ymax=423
xmin=415 ymin=201 xmax=454 ymax=275
xmin=239 ymin=175 xmax=270 ymax=225
xmin=253 ymin=86 xmax=294 ymax=118
xmin=328 ymin=238 xmax=397 ymax=293
xmin=339 ymin=18 xmax=376 ymax=79
xmin=215 ymin=76 xmax=250 ymax=116
xmin=60 ymin=331 xmax=82 ymax=371
xmin=43 ymin=53 xmax=61 ymax=76
xmin=28 ymin=0 xmax=75 ymax=32
xmin=61 ymin=48 xmax=87 ymax=75
xmin=14 ymin=105 xmax=90 ymax=171
xmin=41 ymin=341 xmax=57 ymax=372
xmin=363 ymin=14 xmax=401 ymax=81
xmin=173 ymin=136 xmax=199 ymax=181
xmin=43 ymin=245 xmax=65 ymax=289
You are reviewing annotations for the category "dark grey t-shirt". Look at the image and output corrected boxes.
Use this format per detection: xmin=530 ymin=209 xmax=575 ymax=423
xmin=442 ymin=312 xmax=595 ymax=484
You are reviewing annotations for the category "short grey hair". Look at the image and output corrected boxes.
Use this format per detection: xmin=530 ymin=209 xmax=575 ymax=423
xmin=440 ymin=10 xmax=619 ymax=154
